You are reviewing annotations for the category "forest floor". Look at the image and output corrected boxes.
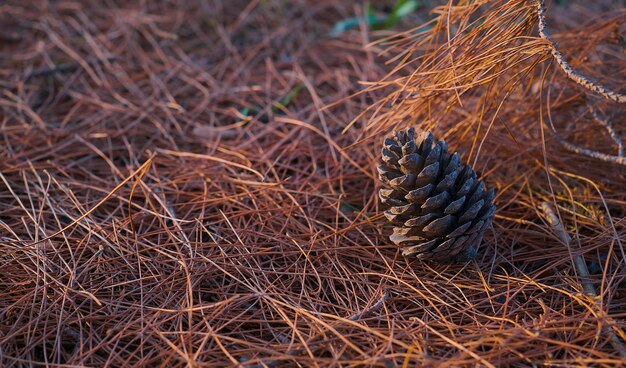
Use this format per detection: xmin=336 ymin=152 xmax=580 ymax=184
xmin=0 ymin=0 xmax=625 ymax=366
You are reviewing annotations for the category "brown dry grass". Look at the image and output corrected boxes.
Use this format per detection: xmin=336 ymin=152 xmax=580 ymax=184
xmin=0 ymin=0 xmax=625 ymax=366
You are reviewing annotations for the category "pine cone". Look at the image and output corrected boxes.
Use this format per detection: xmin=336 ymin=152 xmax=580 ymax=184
xmin=378 ymin=128 xmax=496 ymax=262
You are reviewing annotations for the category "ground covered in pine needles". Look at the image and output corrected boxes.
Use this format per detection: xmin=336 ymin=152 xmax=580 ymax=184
xmin=1 ymin=0 xmax=625 ymax=366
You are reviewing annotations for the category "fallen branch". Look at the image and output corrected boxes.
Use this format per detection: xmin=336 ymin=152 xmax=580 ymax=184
xmin=536 ymin=0 xmax=626 ymax=104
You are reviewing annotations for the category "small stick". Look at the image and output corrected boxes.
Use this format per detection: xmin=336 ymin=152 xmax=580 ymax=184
xmin=348 ymin=291 xmax=389 ymax=321
xmin=540 ymin=202 xmax=595 ymax=296
xmin=540 ymin=201 xmax=626 ymax=357
xmin=536 ymin=0 xmax=626 ymax=104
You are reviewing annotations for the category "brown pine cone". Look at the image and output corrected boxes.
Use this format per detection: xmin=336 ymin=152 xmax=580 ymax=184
xmin=378 ymin=128 xmax=496 ymax=262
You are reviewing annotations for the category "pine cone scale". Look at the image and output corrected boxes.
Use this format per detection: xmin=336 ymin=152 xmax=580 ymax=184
xmin=406 ymin=185 xmax=434 ymax=203
xmin=422 ymin=214 xmax=456 ymax=237
xmin=421 ymin=191 xmax=450 ymax=211
xmin=444 ymin=196 xmax=465 ymax=214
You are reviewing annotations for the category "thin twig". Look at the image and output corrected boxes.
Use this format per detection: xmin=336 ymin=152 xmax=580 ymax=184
xmin=540 ymin=201 xmax=626 ymax=357
xmin=536 ymin=0 xmax=626 ymax=104
xmin=554 ymin=134 xmax=626 ymax=166
xmin=587 ymin=105 xmax=624 ymax=157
